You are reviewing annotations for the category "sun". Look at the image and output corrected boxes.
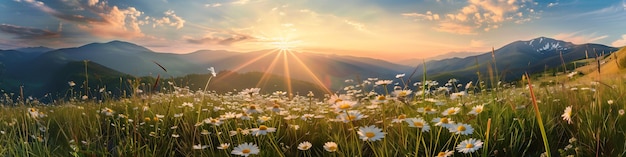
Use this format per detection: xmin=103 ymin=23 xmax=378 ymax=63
xmin=272 ymin=38 xmax=297 ymax=51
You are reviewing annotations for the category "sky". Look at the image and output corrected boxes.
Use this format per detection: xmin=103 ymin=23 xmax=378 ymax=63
xmin=1 ymin=0 xmax=626 ymax=61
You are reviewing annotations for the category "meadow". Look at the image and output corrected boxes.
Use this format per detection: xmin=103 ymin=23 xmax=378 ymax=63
xmin=0 ymin=69 xmax=625 ymax=157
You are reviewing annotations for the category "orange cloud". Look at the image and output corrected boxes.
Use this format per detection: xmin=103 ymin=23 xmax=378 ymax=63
xmin=427 ymin=0 xmax=538 ymax=35
xmin=434 ymin=22 xmax=477 ymax=35
xmin=611 ymin=34 xmax=626 ymax=47
xmin=554 ymin=32 xmax=608 ymax=44
xmin=402 ymin=11 xmax=440 ymax=21
xmin=152 ymin=10 xmax=186 ymax=29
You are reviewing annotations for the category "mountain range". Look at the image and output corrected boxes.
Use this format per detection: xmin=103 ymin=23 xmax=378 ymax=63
xmin=410 ymin=37 xmax=618 ymax=84
xmin=398 ymin=51 xmax=484 ymax=66
xmin=0 ymin=36 xmax=620 ymax=99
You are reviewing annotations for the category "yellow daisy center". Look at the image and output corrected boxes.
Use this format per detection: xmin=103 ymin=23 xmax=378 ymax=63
xmin=273 ymin=104 xmax=280 ymax=108
xmin=438 ymin=152 xmax=446 ymax=156
xmin=398 ymin=114 xmax=406 ymax=119
xmin=347 ymin=115 xmax=356 ymax=120
xmin=249 ymin=105 xmax=256 ymax=110
xmin=242 ymin=149 xmax=251 ymax=154
xmin=441 ymin=118 xmax=449 ymax=123
xmin=413 ymin=122 xmax=424 ymax=127
xmin=377 ymin=95 xmax=386 ymax=100
xmin=365 ymin=132 xmax=376 ymax=138
xmin=458 ymin=125 xmax=466 ymax=131
xmin=329 ymin=146 xmax=337 ymax=151
xmin=425 ymin=107 xmax=432 ymax=112
xmin=447 ymin=109 xmax=456 ymax=115
xmin=339 ymin=104 xmax=351 ymax=109
xmin=475 ymin=108 xmax=482 ymax=113
xmin=259 ymin=125 xmax=268 ymax=130
xmin=466 ymin=143 xmax=474 ymax=148
xmin=398 ymin=92 xmax=407 ymax=97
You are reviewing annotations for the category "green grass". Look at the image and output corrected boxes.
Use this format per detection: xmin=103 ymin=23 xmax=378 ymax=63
xmin=1 ymin=75 xmax=626 ymax=156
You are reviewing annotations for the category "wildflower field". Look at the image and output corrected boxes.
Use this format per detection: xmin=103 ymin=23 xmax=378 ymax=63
xmin=1 ymin=73 xmax=625 ymax=157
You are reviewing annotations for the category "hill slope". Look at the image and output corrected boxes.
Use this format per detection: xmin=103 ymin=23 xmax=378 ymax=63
xmin=410 ymin=37 xmax=618 ymax=83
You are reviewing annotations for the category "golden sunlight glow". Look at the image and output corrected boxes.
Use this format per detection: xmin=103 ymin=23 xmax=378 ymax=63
xmin=271 ymin=38 xmax=298 ymax=51
xmin=282 ymin=50 xmax=293 ymax=97
xmin=255 ymin=52 xmax=282 ymax=88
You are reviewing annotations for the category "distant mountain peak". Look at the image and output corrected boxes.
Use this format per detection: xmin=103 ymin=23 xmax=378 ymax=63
xmin=12 ymin=46 xmax=55 ymax=53
xmin=524 ymin=37 xmax=574 ymax=53
xmin=79 ymin=40 xmax=153 ymax=52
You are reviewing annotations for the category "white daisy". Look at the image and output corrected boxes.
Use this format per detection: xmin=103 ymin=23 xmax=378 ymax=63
xmin=391 ymin=114 xmax=407 ymax=123
xmin=204 ymin=117 xmax=223 ymax=126
xmin=436 ymin=150 xmax=454 ymax=157
xmin=417 ymin=106 xmax=438 ymax=114
xmin=298 ymin=141 xmax=312 ymax=151
xmin=328 ymin=94 xmax=350 ymax=104
xmin=375 ymin=80 xmax=393 ymax=86
xmin=449 ymin=123 xmax=474 ymax=135
xmin=456 ymin=138 xmax=483 ymax=153
xmin=468 ymin=104 xmax=485 ymax=115
xmin=450 ymin=91 xmax=466 ymax=100
xmin=245 ymin=104 xmax=263 ymax=114
xmin=432 ymin=117 xmax=455 ymax=129
xmin=217 ymin=143 xmax=230 ymax=149
xmin=561 ymin=106 xmax=572 ymax=124
xmin=332 ymin=100 xmax=357 ymax=112
xmin=357 ymin=125 xmax=386 ymax=142
xmin=250 ymin=125 xmax=276 ymax=136
xmin=257 ymin=116 xmax=272 ymax=123
xmin=392 ymin=89 xmax=412 ymax=97
xmin=323 ymin=142 xmax=338 ymax=152
xmin=231 ymin=143 xmax=260 ymax=156
xmin=371 ymin=95 xmax=389 ymax=104
xmin=442 ymin=107 xmax=461 ymax=116
xmin=192 ymin=144 xmax=208 ymax=150
xmin=337 ymin=110 xmax=366 ymax=123
xmin=405 ymin=117 xmax=431 ymax=132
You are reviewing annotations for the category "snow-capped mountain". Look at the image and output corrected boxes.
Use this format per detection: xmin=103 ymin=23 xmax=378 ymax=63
xmin=526 ymin=37 xmax=574 ymax=53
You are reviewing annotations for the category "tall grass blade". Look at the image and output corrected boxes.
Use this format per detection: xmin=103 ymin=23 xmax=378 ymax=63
xmin=525 ymin=73 xmax=551 ymax=157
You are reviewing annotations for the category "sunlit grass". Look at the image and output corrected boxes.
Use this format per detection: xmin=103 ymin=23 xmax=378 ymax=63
xmin=1 ymin=71 xmax=625 ymax=156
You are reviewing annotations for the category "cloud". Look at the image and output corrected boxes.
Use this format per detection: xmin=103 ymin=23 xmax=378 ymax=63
xmin=186 ymin=33 xmax=254 ymax=45
xmin=434 ymin=22 xmax=477 ymax=35
xmin=205 ymin=3 xmax=222 ymax=7
xmin=152 ymin=10 xmax=185 ymax=29
xmin=465 ymin=0 xmax=524 ymax=23
xmin=426 ymin=0 xmax=538 ymax=35
xmin=87 ymin=0 xmax=99 ymax=6
xmin=0 ymin=24 xmax=60 ymax=39
xmin=16 ymin=0 xmax=102 ymax=23
xmin=57 ymin=22 xmax=63 ymax=32
xmin=344 ymin=20 xmax=368 ymax=32
xmin=16 ymin=0 xmax=147 ymax=39
xmin=402 ymin=11 xmax=440 ymax=21
xmin=612 ymin=34 xmax=626 ymax=47
xmin=553 ymin=32 xmax=608 ymax=44
xmin=232 ymin=0 xmax=250 ymax=5
xmin=470 ymin=39 xmax=485 ymax=47
xmin=0 ymin=24 xmax=69 ymax=48
xmin=547 ymin=2 xmax=558 ymax=7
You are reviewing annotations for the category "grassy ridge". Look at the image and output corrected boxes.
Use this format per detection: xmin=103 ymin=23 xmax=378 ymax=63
xmin=0 ymin=72 xmax=625 ymax=156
